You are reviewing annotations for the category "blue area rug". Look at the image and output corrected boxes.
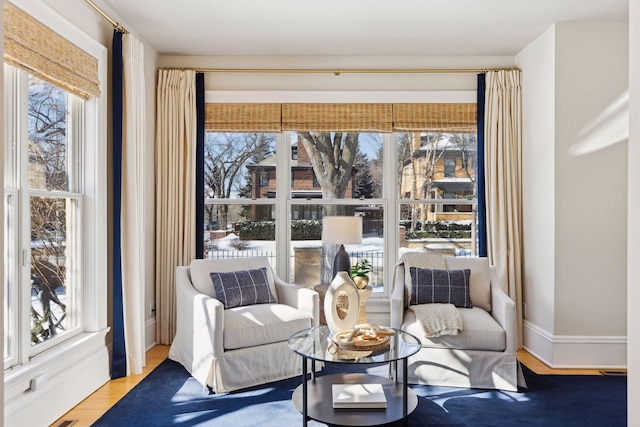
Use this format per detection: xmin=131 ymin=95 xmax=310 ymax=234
xmin=93 ymin=359 xmax=626 ymax=426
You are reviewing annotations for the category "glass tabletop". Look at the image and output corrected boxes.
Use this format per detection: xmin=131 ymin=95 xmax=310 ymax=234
xmin=288 ymin=325 xmax=421 ymax=364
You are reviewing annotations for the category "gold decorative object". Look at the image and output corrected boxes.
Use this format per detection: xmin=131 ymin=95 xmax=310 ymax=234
xmin=349 ymin=258 xmax=372 ymax=289
xmin=352 ymin=275 xmax=369 ymax=289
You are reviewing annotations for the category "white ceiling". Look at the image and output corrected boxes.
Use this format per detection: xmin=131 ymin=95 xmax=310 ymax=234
xmin=101 ymin=0 xmax=628 ymax=57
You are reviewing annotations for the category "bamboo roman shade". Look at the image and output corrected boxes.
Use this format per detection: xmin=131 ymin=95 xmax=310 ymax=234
xmin=393 ymin=103 xmax=477 ymax=133
xmin=281 ymin=103 xmax=393 ymax=132
xmin=203 ymin=102 xmax=476 ymax=133
xmin=3 ymin=1 xmax=101 ymax=99
xmin=204 ymin=103 xmax=281 ymax=132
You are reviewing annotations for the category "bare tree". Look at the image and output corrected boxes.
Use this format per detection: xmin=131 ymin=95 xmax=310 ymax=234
xmin=297 ymin=131 xmax=358 ymax=216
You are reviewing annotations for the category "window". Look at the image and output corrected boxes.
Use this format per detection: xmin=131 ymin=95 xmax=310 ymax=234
xmin=444 ymin=157 xmax=456 ymax=177
xmin=201 ymin=103 xmax=477 ymax=295
xmin=258 ymin=170 xmax=269 ymax=187
xmin=4 ymin=67 xmax=87 ymax=365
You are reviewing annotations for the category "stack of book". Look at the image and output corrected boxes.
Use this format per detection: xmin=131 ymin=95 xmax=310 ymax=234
xmin=332 ymin=383 xmax=387 ymax=409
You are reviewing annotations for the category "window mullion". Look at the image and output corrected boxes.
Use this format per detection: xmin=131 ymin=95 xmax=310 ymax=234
xmin=17 ymin=70 xmax=32 ymax=365
xmin=275 ymin=132 xmax=290 ymax=279
xmin=384 ymin=133 xmax=397 ymax=299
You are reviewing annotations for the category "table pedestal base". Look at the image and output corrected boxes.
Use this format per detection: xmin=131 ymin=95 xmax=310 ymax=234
xmin=292 ymin=372 xmax=418 ymax=426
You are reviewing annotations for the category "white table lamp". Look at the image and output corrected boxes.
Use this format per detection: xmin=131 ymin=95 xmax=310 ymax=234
xmin=322 ymin=216 xmax=363 ymax=279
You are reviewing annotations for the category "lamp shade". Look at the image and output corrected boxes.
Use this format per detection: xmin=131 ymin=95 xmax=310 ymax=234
xmin=322 ymin=216 xmax=363 ymax=245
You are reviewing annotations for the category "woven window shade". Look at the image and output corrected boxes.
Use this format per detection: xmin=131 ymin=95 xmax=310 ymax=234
xmin=393 ymin=103 xmax=477 ymax=133
xmin=282 ymin=103 xmax=393 ymax=132
xmin=3 ymin=1 xmax=100 ymax=99
xmin=205 ymin=103 xmax=282 ymax=132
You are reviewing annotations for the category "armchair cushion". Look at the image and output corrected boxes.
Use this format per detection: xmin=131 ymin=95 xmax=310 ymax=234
xmin=224 ymin=303 xmax=312 ymax=350
xmin=409 ymin=267 xmax=473 ymax=308
xmin=403 ymin=306 xmax=506 ymax=351
xmin=189 ymin=258 xmax=278 ymax=302
xmin=210 ymin=267 xmax=276 ymax=309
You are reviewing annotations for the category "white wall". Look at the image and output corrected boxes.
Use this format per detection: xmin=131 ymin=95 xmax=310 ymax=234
xmin=554 ymin=23 xmax=628 ymax=337
xmin=517 ymin=23 xmax=628 ymax=368
xmin=515 ymin=26 xmax=556 ymax=339
xmin=628 ymin=0 xmax=640 ymax=425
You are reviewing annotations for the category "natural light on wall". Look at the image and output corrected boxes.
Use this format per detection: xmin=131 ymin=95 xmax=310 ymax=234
xmin=569 ymin=90 xmax=629 ymax=156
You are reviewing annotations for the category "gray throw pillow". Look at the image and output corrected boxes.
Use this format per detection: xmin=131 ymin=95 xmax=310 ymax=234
xmin=210 ymin=267 xmax=276 ymax=309
xmin=409 ymin=267 xmax=473 ymax=308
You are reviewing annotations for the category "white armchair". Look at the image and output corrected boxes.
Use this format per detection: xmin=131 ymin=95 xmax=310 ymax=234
xmin=391 ymin=254 xmax=520 ymax=391
xmin=168 ymin=257 xmax=319 ymax=393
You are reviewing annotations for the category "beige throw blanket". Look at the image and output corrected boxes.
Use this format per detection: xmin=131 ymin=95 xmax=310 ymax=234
xmin=409 ymin=303 xmax=463 ymax=337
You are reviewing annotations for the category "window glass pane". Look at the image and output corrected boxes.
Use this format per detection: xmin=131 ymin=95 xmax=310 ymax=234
xmin=398 ymin=131 xmax=478 ymax=258
xmin=28 ymin=76 xmax=69 ymax=192
xmin=204 ymin=132 xmax=278 ymax=268
xmin=399 ymin=202 xmax=476 ymax=257
xmin=30 ymin=196 xmax=75 ymax=346
xmin=205 ymin=203 xmax=276 ymax=269
xmin=289 ymin=204 xmax=384 ymax=292
xmin=205 ymin=132 xmax=277 ymax=201
xmin=290 ymin=132 xmax=383 ymax=199
xmin=397 ymin=132 xmax=476 ymax=200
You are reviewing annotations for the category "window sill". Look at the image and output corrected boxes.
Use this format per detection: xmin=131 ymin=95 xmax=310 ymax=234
xmin=4 ymin=328 xmax=111 ymax=418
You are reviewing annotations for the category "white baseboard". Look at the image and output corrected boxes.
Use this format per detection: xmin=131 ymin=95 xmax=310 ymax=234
xmin=145 ymin=317 xmax=157 ymax=351
xmin=523 ymin=320 xmax=627 ymax=369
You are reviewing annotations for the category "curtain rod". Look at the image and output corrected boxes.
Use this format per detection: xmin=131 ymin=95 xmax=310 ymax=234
xmin=160 ymin=67 xmax=518 ymax=75
xmin=84 ymin=0 xmax=128 ymax=34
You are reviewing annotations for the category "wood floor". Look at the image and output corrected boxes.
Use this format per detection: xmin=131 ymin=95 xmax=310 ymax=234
xmin=52 ymin=345 xmax=608 ymax=427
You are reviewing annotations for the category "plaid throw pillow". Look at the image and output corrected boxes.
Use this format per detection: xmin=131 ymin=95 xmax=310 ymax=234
xmin=409 ymin=267 xmax=473 ymax=308
xmin=210 ymin=267 xmax=276 ymax=309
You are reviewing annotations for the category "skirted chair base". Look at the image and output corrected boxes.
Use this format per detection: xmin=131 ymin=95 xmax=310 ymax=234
xmin=401 ymin=348 xmax=519 ymax=391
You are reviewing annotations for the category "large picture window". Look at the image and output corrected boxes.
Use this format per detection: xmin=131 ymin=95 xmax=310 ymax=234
xmin=201 ymin=102 xmax=477 ymax=296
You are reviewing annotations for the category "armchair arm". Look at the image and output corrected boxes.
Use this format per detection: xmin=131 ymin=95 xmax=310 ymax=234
xmin=274 ymin=275 xmax=319 ymax=327
xmin=490 ymin=281 xmax=517 ymax=354
xmin=169 ymin=266 xmax=224 ymax=388
xmin=390 ymin=266 xmax=406 ymax=330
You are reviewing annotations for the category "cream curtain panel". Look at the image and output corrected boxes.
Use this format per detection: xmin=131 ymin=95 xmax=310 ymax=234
xmin=3 ymin=0 xmax=100 ymax=99
xmin=121 ymin=34 xmax=146 ymax=374
xmin=484 ymin=69 xmax=524 ymax=348
xmin=156 ymin=70 xmax=198 ymax=344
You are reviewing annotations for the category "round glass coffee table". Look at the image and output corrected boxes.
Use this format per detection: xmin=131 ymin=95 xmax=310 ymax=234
xmin=288 ymin=325 xmax=421 ymax=426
